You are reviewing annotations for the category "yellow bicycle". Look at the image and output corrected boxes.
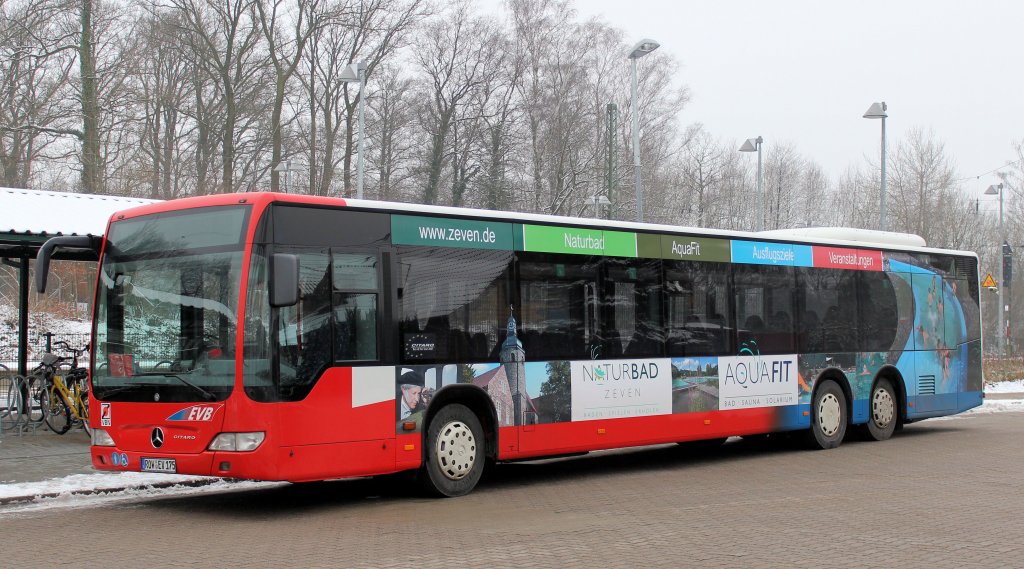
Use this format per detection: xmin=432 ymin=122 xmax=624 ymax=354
xmin=40 ymin=342 xmax=90 ymax=436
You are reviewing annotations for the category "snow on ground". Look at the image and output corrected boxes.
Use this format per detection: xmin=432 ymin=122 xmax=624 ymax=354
xmin=953 ymin=396 xmax=1024 ymax=415
xmin=0 ymin=471 xmax=207 ymax=500
xmin=985 ymin=379 xmax=1024 ymax=393
xmin=0 ymin=472 xmax=282 ymax=514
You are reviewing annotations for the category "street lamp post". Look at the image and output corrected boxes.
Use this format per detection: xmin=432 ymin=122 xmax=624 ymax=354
xmin=586 ymin=195 xmax=611 ymax=218
xmin=340 ymin=61 xmax=367 ymax=199
xmin=628 ymin=39 xmax=659 ymax=222
xmin=273 ymin=160 xmax=293 ymax=193
xmin=986 ymin=183 xmax=1006 ymax=354
xmin=739 ymin=137 xmax=763 ymax=231
xmin=863 ymin=101 xmax=888 ymax=231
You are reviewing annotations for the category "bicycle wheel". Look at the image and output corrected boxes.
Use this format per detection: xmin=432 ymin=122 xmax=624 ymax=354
xmin=40 ymin=385 xmax=72 ymax=435
xmin=26 ymin=377 xmax=44 ymax=424
xmin=77 ymin=379 xmax=92 ymax=436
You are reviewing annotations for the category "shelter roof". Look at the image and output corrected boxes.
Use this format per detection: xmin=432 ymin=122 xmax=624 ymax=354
xmin=0 ymin=187 xmax=159 ymax=259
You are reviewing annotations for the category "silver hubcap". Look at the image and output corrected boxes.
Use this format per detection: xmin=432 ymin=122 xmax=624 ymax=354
xmin=818 ymin=393 xmax=842 ymax=437
xmin=435 ymin=420 xmax=476 ymax=481
xmin=872 ymin=386 xmax=894 ymax=428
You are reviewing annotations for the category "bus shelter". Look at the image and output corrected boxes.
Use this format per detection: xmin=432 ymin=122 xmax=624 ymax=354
xmin=0 ymin=188 xmax=156 ymax=375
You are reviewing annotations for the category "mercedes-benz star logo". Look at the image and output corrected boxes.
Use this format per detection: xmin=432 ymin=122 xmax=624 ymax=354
xmin=151 ymin=427 xmax=165 ymax=448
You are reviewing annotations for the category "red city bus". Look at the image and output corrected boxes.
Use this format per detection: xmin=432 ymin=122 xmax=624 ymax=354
xmin=37 ymin=192 xmax=983 ymax=496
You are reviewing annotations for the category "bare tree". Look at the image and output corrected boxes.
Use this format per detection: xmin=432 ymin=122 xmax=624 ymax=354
xmin=675 ymin=127 xmax=726 ymax=227
xmin=254 ymin=0 xmax=335 ymax=192
xmin=168 ymin=0 xmax=267 ymax=194
xmin=887 ymin=127 xmax=958 ymax=242
xmin=761 ymin=142 xmax=804 ymax=230
xmin=0 ymin=0 xmax=78 ymax=188
xmin=508 ymin=0 xmax=574 ymax=213
xmin=413 ymin=1 xmax=502 ymax=206
xmin=131 ymin=12 xmax=193 ymax=198
xmin=300 ymin=0 xmax=426 ymax=196
xmin=366 ymin=64 xmax=417 ymax=202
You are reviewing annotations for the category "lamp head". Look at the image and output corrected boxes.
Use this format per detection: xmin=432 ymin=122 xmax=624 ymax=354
xmin=863 ymin=101 xmax=887 ymax=119
xmin=339 ymin=61 xmax=366 ymax=83
xmin=739 ymin=137 xmax=761 ymax=152
xmin=629 ymin=39 xmax=660 ymax=59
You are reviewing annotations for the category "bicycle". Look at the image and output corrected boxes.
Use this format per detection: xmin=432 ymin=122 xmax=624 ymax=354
xmin=38 ymin=342 xmax=91 ymax=436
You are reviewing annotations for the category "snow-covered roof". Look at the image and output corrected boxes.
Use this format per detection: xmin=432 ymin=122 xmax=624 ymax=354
xmin=0 ymin=187 xmax=159 ymax=237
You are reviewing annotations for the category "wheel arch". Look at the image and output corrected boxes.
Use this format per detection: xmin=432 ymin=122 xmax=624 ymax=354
xmin=813 ymin=367 xmax=854 ymax=421
xmin=423 ymin=384 xmax=499 ymax=461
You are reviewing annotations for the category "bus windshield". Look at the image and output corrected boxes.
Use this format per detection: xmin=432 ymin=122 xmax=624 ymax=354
xmin=92 ymin=206 xmax=249 ymax=402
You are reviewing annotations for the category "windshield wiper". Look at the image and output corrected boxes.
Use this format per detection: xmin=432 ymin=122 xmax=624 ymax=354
xmin=94 ymin=385 xmax=139 ymax=397
xmin=135 ymin=372 xmax=217 ymax=401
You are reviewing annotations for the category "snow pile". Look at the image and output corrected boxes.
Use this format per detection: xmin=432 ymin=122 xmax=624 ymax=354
xmin=985 ymin=378 xmax=1024 ymax=393
xmin=2 ymin=476 xmax=280 ymax=513
xmin=0 ymin=471 xmax=205 ymax=499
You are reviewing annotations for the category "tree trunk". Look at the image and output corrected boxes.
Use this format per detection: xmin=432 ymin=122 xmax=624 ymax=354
xmin=80 ymin=0 xmax=101 ymax=194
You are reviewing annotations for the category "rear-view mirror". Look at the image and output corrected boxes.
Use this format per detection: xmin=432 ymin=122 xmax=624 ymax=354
xmin=270 ymin=253 xmax=300 ymax=307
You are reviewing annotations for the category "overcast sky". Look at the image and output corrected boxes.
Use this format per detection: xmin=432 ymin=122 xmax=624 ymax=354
xmin=565 ymin=0 xmax=1022 ymax=201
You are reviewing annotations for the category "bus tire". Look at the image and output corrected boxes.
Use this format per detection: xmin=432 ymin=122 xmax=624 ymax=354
xmin=865 ymin=377 xmax=897 ymax=441
xmin=807 ymin=379 xmax=846 ymax=450
xmin=421 ymin=403 xmax=484 ymax=497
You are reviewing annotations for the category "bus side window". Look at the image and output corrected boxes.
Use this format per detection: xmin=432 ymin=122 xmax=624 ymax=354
xmin=734 ymin=265 xmax=796 ymax=355
xmin=603 ymin=258 xmax=663 ymax=358
xmin=664 ymin=260 xmax=732 ymax=356
xmin=518 ymin=253 xmax=599 ymax=361
xmin=332 ymin=252 xmax=379 ymax=362
xmin=796 ymin=267 xmax=859 ymax=354
xmin=397 ymin=247 xmax=512 ymax=363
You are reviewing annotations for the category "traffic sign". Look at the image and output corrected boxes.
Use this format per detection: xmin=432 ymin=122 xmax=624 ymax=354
xmin=982 ymin=273 xmax=997 ymax=288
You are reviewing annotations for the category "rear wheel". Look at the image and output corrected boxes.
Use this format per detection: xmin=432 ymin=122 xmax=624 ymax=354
xmin=865 ymin=378 xmax=898 ymax=441
xmin=807 ymin=380 xmax=847 ymax=449
xmin=421 ymin=404 xmax=484 ymax=497
xmin=41 ymin=387 xmax=71 ymax=435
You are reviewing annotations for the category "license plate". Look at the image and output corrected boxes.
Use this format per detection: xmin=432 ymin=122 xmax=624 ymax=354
xmin=141 ymin=457 xmax=177 ymax=473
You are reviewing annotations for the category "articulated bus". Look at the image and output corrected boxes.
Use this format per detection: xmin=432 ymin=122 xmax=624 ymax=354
xmin=37 ymin=193 xmax=983 ymax=496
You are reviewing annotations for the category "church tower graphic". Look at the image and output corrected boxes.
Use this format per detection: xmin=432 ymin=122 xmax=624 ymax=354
xmin=500 ymin=307 xmax=531 ymax=425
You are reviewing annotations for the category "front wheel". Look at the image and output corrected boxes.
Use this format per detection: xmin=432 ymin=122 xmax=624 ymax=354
xmin=420 ymin=404 xmax=484 ymax=497
xmin=806 ymin=380 xmax=847 ymax=449
xmin=865 ymin=378 xmax=898 ymax=441
xmin=41 ymin=387 xmax=71 ymax=435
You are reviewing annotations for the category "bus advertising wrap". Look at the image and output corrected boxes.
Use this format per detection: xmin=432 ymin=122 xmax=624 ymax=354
xmin=731 ymin=241 xmax=813 ymax=267
xmin=570 ymin=358 xmax=672 ymax=421
xmin=811 ymin=246 xmax=883 ymax=271
xmin=392 ymin=215 xmax=514 ymax=250
xmin=519 ymin=224 xmax=638 ymax=257
xmin=717 ymin=354 xmax=799 ymax=410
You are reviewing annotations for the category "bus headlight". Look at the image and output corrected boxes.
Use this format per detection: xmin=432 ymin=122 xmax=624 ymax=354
xmin=208 ymin=432 xmax=265 ymax=452
xmin=91 ymin=429 xmax=115 ymax=447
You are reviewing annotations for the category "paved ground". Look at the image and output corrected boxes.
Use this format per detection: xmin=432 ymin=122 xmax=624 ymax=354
xmin=1 ymin=411 xmax=1023 ymax=568
xmin=0 ymin=427 xmax=92 ymax=484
